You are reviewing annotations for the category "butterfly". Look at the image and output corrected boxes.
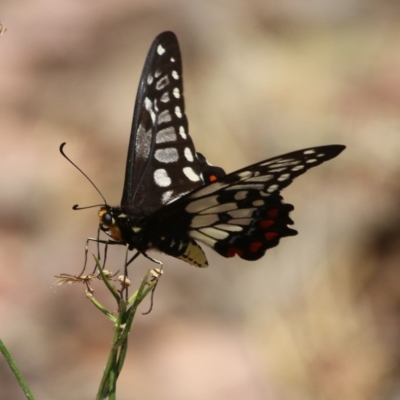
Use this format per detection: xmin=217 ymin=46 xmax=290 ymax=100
xmin=90 ymin=31 xmax=345 ymax=268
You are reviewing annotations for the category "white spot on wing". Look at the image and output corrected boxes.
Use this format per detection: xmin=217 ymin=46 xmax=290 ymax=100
xmin=156 ymin=75 xmax=169 ymax=90
xmin=268 ymin=167 xmax=287 ymax=173
xmin=189 ymin=230 xmax=217 ymax=247
xmin=226 ymin=184 xmax=264 ymax=191
xmin=160 ymin=92 xmax=170 ymax=103
xmin=162 ymin=190 xmax=174 ymax=204
xmin=199 ymin=227 xmax=229 ymax=240
xmin=155 ymin=148 xmax=179 ymax=163
xmin=261 ymin=159 xmax=300 ymax=167
xmin=179 ymin=126 xmax=187 ymax=139
xmin=260 ymin=160 xmax=275 ymax=166
xmin=144 ymin=97 xmax=155 ymax=123
xmin=214 ymin=224 xmax=243 ymax=232
xmin=156 ymin=127 xmax=177 ymax=143
xmin=228 ymin=208 xmax=255 ymax=218
xmin=135 ymin=125 xmax=151 ymax=160
xmin=175 ymin=106 xmax=182 ymax=118
xmin=277 ymin=173 xmax=290 ymax=181
xmin=157 ymin=44 xmax=165 ymax=55
xmin=280 ymin=160 xmax=301 ymax=166
xmin=173 ymin=88 xmax=180 ymax=98
xmin=234 ymin=191 xmax=248 ymax=201
xmin=183 ymin=167 xmax=200 ymax=182
xmin=186 ymin=196 xmax=219 ymax=213
xmin=155 ymin=69 xmax=162 ymax=78
xmin=267 ymin=184 xmax=279 ymax=193
xmin=171 ymin=70 xmax=179 ymax=80
xmin=237 ymin=171 xmax=252 ymax=179
xmin=157 ymin=110 xmax=172 ymax=124
xmin=200 ymin=203 xmax=237 ymax=214
xmin=268 ymin=165 xmax=287 ymax=174
xmin=246 ymin=175 xmax=273 ymax=182
xmin=304 ymin=149 xmax=316 ymax=154
xmin=191 ymin=214 xmax=219 ymax=228
xmin=170 ymin=57 xmax=176 ymax=62
xmin=292 ymin=165 xmax=305 ymax=171
xmin=252 ymin=200 xmax=264 ymax=206
xmin=147 ymin=74 xmax=154 ymax=85
xmin=189 ymin=181 xmax=230 ymax=199
xmin=184 ymin=147 xmax=194 ymax=162
xmin=153 ymin=169 xmax=171 ymax=187
xmin=306 ymin=159 xmax=317 ymax=164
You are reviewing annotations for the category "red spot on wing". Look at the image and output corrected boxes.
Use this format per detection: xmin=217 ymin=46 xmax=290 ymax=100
xmin=268 ymin=209 xmax=279 ymax=218
xmin=208 ymin=174 xmax=218 ymax=182
xmin=265 ymin=232 xmax=278 ymax=241
xmin=249 ymin=242 xmax=263 ymax=253
xmin=226 ymin=247 xmax=244 ymax=257
xmin=260 ymin=219 xmax=274 ymax=228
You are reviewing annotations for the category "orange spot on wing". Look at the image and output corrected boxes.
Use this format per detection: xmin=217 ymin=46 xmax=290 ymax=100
xmin=249 ymin=242 xmax=263 ymax=252
xmin=209 ymin=174 xmax=218 ymax=182
xmin=265 ymin=232 xmax=278 ymax=241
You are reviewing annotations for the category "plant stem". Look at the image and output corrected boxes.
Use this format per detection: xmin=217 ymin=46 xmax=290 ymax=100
xmin=0 ymin=338 xmax=36 ymax=400
xmin=95 ymin=269 xmax=160 ymax=399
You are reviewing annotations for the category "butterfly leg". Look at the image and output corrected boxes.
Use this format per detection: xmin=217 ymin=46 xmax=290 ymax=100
xmin=84 ymin=235 xmax=124 ymax=275
xmin=141 ymin=252 xmax=163 ymax=267
xmin=142 ymin=266 xmax=164 ymax=315
xmin=125 ymin=251 xmax=141 ymax=268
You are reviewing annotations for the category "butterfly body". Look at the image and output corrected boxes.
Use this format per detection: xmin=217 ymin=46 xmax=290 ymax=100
xmin=94 ymin=31 xmax=345 ymax=268
xmin=99 ymin=204 xmax=209 ymax=267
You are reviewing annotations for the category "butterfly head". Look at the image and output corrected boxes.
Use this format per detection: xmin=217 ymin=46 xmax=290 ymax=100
xmin=98 ymin=205 xmax=145 ymax=248
xmin=98 ymin=206 xmax=124 ymax=242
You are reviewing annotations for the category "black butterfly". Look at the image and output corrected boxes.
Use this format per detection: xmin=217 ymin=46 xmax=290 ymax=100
xmin=93 ymin=31 xmax=345 ymax=268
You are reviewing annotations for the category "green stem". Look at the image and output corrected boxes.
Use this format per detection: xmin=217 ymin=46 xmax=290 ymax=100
xmin=96 ymin=304 xmax=125 ymax=400
xmin=0 ymin=338 xmax=36 ymax=400
xmin=95 ymin=269 xmax=161 ymax=399
xmin=93 ymin=256 xmax=120 ymax=303
xmin=87 ymin=292 xmax=117 ymax=322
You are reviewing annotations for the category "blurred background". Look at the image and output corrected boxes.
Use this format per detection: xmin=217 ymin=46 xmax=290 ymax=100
xmin=1 ymin=1 xmax=400 ymax=399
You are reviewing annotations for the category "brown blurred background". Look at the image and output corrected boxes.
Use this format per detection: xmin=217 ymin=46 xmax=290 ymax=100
xmin=1 ymin=1 xmax=400 ymax=399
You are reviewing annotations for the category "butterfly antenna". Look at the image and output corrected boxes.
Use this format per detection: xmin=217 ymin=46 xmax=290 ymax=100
xmin=60 ymin=142 xmax=108 ymax=208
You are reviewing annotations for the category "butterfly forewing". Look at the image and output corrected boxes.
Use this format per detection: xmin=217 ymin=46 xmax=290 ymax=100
xmin=121 ymin=32 xmax=210 ymax=214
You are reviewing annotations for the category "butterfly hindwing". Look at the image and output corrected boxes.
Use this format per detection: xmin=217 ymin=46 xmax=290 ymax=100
xmin=144 ymin=145 xmax=345 ymax=263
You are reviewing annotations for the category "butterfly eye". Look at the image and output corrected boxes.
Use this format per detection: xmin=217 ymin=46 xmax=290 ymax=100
xmin=102 ymin=212 xmax=113 ymax=226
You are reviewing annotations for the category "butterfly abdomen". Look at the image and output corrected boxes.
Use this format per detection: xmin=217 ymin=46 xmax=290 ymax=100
xmin=153 ymin=235 xmax=208 ymax=267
